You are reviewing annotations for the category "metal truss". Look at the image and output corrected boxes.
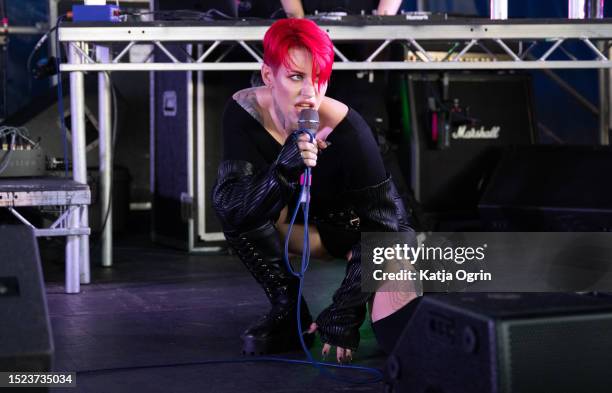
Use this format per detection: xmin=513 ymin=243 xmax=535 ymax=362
xmin=59 ymin=20 xmax=612 ymax=71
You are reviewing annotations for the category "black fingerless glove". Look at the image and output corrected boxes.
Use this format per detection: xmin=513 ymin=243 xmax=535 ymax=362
xmin=315 ymin=244 xmax=370 ymax=351
xmin=275 ymin=131 xmax=306 ymax=185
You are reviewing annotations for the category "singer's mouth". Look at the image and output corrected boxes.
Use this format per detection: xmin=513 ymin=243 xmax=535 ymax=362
xmin=296 ymin=102 xmax=315 ymax=109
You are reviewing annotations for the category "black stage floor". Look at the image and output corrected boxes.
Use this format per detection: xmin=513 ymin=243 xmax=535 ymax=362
xmin=41 ymin=226 xmax=387 ymax=393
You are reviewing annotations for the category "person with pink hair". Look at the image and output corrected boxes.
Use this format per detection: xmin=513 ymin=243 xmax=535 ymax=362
xmin=212 ymin=18 xmax=418 ymax=363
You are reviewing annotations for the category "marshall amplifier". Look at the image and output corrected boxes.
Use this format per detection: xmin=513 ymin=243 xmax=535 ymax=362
xmin=404 ymin=72 xmax=536 ymax=220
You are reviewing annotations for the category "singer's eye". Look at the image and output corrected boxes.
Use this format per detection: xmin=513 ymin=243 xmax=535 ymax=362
xmin=289 ymin=74 xmax=303 ymax=81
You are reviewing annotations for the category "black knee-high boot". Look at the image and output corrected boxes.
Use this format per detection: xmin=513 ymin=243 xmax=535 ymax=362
xmin=225 ymin=221 xmax=314 ymax=354
xmin=212 ymin=132 xmax=314 ymax=354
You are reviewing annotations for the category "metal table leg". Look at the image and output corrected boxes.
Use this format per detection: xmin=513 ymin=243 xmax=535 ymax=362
xmin=97 ymin=45 xmax=113 ymax=267
xmin=68 ymin=41 xmax=90 ymax=292
xmin=598 ymin=41 xmax=610 ymax=146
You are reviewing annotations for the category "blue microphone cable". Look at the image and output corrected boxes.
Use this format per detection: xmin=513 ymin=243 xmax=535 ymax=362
xmin=281 ymin=130 xmax=384 ymax=384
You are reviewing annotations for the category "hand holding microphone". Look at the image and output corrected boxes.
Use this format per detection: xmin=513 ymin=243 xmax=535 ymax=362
xmin=274 ymin=109 xmax=329 ymax=182
xmin=296 ymin=134 xmax=319 ymax=168
xmin=295 ymin=108 xmax=330 ymax=168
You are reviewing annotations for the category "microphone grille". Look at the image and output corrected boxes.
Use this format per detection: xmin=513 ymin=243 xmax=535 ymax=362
xmin=298 ymin=109 xmax=319 ymax=134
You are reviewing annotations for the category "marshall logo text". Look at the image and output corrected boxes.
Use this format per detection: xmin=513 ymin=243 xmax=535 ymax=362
xmin=451 ymin=125 xmax=501 ymax=140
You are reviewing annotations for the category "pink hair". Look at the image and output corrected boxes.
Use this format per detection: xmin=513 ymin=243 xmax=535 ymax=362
xmin=263 ymin=18 xmax=334 ymax=91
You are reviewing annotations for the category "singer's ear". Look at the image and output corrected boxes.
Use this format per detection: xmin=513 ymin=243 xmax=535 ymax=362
xmin=261 ymin=64 xmax=274 ymax=88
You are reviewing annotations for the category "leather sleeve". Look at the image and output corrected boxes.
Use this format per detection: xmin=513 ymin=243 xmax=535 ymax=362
xmin=345 ymin=175 xmax=413 ymax=233
xmin=315 ymin=176 xmax=415 ymax=350
xmin=315 ymin=243 xmax=369 ymax=350
xmin=212 ymin=131 xmax=305 ymax=230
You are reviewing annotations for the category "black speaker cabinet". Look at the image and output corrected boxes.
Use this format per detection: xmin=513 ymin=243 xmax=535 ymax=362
xmin=151 ymin=44 xmax=252 ymax=251
xmin=406 ymin=73 xmax=535 ymax=217
xmin=0 ymin=226 xmax=53 ymax=376
xmin=479 ymin=145 xmax=612 ymax=231
xmin=385 ymin=293 xmax=612 ymax=393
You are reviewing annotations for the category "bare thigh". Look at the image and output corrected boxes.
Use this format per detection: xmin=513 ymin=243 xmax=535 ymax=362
xmin=370 ymin=290 xmax=419 ymax=323
xmin=275 ymin=206 xmax=333 ymax=260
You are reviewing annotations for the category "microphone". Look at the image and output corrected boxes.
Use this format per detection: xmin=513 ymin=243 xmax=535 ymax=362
xmin=296 ymin=109 xmax=319 ymax=202
xmin=297 ymin=108 xmax=319 ymax=140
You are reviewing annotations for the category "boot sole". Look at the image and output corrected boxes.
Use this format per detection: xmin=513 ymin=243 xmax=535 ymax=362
xmin=241 ymin=331 xmax=315 ymax=355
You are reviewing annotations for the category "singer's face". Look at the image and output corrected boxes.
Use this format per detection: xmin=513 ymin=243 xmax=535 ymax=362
xmin=263 ymin=47 xmax=328 ymax=132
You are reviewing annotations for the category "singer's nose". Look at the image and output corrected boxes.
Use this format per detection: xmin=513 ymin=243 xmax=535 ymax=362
xmin=301 ymin=79 xmax=316 ymax=97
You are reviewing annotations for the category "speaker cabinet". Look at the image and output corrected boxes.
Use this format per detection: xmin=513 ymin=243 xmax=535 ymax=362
xmin=406 ymin=73 xmax=535 ymax=218
xmin=385 ymin=293 xmax=612 ymax=393
xmin=479 ymin=145 xmax=612 ymax=231
xmin=0 ymin=226 xmax=53 ymax=376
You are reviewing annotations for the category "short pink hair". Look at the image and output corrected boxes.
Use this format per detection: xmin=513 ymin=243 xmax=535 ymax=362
xmin=263 ymin=18 xmax=334 ymax=91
